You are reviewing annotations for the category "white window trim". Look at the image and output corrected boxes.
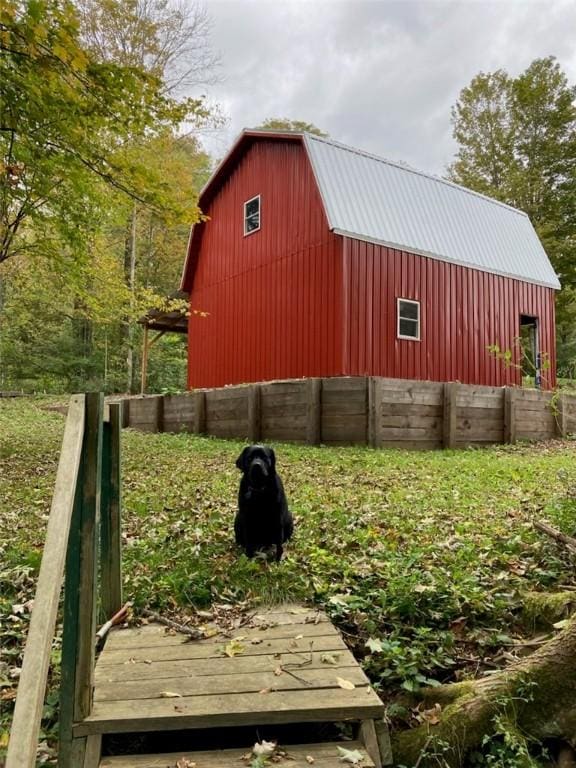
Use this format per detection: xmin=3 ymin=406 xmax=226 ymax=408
xmin=397 ymin=297 xmax=421 ymax=341
xmin=243 ymin=194 xmax=261 ymax=236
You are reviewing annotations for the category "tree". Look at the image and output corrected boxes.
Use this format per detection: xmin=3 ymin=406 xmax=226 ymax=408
xmin=256 ymin=117 xmax=328 ymax=136
xmin=449 ymin=58 xmax=576 ymax=375
xmin=76 ymin=0 xmax=220 ymax=93
xmin=72 ymin=0 xmax=218 ymax=391
xmin=393 ymin=613 xmax=576 ymax=767
xmin=0 ymin=0 xmax=207 ymax=267
xmin=449 ymin=70 xmax=515 ymax=199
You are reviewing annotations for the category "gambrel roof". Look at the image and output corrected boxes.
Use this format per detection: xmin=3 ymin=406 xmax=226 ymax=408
xmin=182 ymin=130 xmax=560 ymax=291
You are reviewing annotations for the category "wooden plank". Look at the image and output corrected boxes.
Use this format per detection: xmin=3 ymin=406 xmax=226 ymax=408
xmin=75 ymin=393 xmax=104 ymax=720
xmin=322 ymin=401 xmax=367 ymax=415
xmin=455 ymin=392 xmax=503 ymax=408
xmin=260 ymin=382 xmax=308 ymax=396
xmin=83 ymin=735 xmax=101 ymax=768
xmin=306 ymin=378 xmax=322 ymax=445
xmin=322 ymin=377 xmax=368 ymax=392
xmin=458 ymin=418 xmax=504 ymax=432
xmin=193 ymin=391 xmax=206 ymax=434
xmin=380 ymin=414 xmax=441 ymax=430
xmin=247 ymin=385 xmax=261 ymax=443
xmin=94 ymin=666 xmax=369 ymax=702
xmin=377 ymin=379 xmax=444 ymax=394
xmin=104 ymin=620 xmax=338 ymax=650
xmin=367 ymin=377 xmax=378 ymax=448
xmin=260 ymin=391 xmax=308 ymax=407
xmin=514 ymin=388 xmax=552 ymax=402
xmin=379 ymin=403 xmax=442 ymax=417
xmin=442 ymin=381 xmax=458 ymax=448
xmin=100 ymin=741 xmax=375 ymax=768
xmin=74 ymin=687 xmax=385 ymax=736
xmin=558 ymin=393 xmax=568 ymax=437
xmin=381 ymin=426 xmax=439 ymax=439
xmin=97 ymin=634 xmax=347 ymax=666
xmin=379 ymin=440 xmax=441 ymax=450
xmin=94 ymin=650 xmax=360 ymax=684
xmin=374 ymin=719 xmax=394 ymax=766
xmin=5 ymin=396 xmax=85 ymax=768
xmin=262 ymin=399 xmax=308 ymax=418
xmin=504 ymin=387 xmax=517 ymax=444
xmin=206 ymin=401 xmax=250 ymax=420
xmin=206 ymin=387 xmax=251 ymax=402
xmin=360 ymin=720 xmax=382 ymax=768
xmin=100 ymin=402 xmax=122 ymax=621
xmin=457 ymin=405 xmax=503 ymax=420
xmin=379 ymin=390 xmax=443 ymax=406
xmin=456 ymin=384 xmax=503 ymax=397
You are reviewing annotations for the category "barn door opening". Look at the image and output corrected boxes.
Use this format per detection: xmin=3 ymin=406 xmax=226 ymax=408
xmin=519 ymin=314 xmax=540 ymax=387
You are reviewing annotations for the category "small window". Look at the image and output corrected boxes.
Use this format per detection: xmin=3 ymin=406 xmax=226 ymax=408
xmin=244 ymin=195 xmax=260 ymax=235
xmin=397 ymin=298 xmax=420 ymax=340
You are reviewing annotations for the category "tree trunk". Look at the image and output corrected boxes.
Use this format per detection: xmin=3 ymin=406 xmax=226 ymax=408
xmin=124 ymin=205 xmax=137 ymax=393
xmin=393 ymin=616 xmax=576 ymax=767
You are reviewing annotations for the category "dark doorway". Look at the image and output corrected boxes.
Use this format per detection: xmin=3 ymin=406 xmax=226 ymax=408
xmin=520 ymin=315 xmax=540 ymax=387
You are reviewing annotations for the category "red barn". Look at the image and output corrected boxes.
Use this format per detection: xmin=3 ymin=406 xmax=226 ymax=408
xmin=181 ymin=130 xmax=560 ymax=390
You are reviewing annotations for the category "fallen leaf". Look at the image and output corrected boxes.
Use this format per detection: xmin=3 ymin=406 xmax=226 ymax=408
xmin=336 ymin=677 xmax=356 ymax=690
xmin=337 ymin=747 xmax=364 ymax=764
xmin=221 ymin=639 xmax=246 ymax=657
xmin=295 ymin=634 xmax=303 ymax=639
xmin=253 ymin=740 xmax=276 ymax=757
xmin=274 ymin=666 xmax=283 ymax=676
xmin=365 ymin=638 xmax=384 ymax=653
xmin=259 ymin=687 xmax=272 ymax=694
xmin=306 ymin=756 xmax=315 ymax=764
xmin=320 ymin=652 xmax=341 ymax=665
xmin=160 ymin=691 xmax=182 ymax=698
xmin=421 ymin=702 xmax=442 ymax=725
xmin=175 ymin=759 xmax=196 ymax=768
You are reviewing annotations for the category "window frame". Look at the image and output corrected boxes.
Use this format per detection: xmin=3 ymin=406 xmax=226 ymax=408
xmin=397 ymin=297 xmax=421 ymax=341
xmin=243 ymin=194 xmax=261 ymax=236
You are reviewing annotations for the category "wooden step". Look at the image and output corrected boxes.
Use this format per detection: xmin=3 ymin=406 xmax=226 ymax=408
xmin=100 ymin=740 xmax=376 ymax=767
xmin=76 ymin=608 xmax=384 ymax=737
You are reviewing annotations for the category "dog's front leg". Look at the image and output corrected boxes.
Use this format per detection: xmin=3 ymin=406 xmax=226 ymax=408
xmin=275 ymin=531 xmax=283 ymax=562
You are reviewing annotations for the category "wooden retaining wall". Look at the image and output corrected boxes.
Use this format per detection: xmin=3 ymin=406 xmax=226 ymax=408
xmin=116 ymin=378 xmax=576 ymax=450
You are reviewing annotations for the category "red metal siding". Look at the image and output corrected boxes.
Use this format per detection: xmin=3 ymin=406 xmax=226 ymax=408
xmin=187 ymin=140 xmax=344 ymax=388
xmin=343 ymin=237 xmax=557 ymax=389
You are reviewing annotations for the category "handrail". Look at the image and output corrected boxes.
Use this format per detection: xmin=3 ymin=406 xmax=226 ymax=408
xmin=6 ymin=396 xmax=86 ymax=768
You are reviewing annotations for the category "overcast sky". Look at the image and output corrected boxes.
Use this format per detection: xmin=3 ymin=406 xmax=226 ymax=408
xmin=198 ymin=0 xmax=576 ymax=176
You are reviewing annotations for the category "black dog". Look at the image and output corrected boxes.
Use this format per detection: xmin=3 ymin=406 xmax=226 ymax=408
xmin=234 ymin=445 xmax=293 ymax=561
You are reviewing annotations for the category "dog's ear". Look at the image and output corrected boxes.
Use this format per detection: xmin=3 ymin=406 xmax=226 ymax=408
xmin=236 ymin=447 xmax=250 ymax=471
xmin=265 ymin=446 xmax=276 ymax=474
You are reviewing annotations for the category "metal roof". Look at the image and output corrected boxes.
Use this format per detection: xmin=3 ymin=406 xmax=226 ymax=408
xmin=303 ymin=134 xmax=560 ymax=289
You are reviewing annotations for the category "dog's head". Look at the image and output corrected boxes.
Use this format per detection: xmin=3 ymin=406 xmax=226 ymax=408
xmin=235 ymin=444 xmax=276 ymax=487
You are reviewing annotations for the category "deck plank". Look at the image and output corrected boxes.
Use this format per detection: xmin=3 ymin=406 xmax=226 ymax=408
xmin=100 ymin=740 xmax=375 ymax=767
xmin=98 ymin=634 xmax=345 ymax=666
xmin=94 ymin=666 xmax=370 ymax=701
xmin=94 ymin=649 xmax=362 ymax=683
xmin=103 ymin=620 xmax=334 ymax=651
xmin=75 ymin=688 xmax=384 ymax=736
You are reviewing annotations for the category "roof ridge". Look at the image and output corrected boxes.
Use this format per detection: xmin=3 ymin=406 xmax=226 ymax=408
xmin=303 ymin=133 xmax=528 ymax=219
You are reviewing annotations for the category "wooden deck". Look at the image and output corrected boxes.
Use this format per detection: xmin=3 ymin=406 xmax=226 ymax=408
xmin=77 ymin=607 xmax=384 ymax=738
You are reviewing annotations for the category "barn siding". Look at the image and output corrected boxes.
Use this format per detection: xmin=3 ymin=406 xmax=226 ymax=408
xmin=187 ymin=140 xmax=344 ymax=389
xmin=343 ymin=238 xmax=557 ymax=389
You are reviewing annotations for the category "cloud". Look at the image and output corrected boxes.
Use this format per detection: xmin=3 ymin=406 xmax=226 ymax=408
xmin=199 ymin=0 xmax=576 ymax=175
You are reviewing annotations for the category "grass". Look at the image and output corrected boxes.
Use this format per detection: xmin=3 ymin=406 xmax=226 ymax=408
xmin=1 ymin=397 xmax=576 ymax=763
